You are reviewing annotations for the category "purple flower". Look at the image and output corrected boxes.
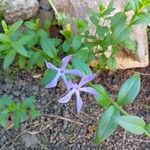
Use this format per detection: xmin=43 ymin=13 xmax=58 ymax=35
xmin=58 ymin=74 xmax=97 ymax=113
xmin=45 ymin=55 xmax=83 ymax=90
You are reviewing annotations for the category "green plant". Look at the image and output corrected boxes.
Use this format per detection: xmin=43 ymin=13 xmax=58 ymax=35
xmin=0 ymin=0 xmax=149 ymax=144
xmin=44 ymin=55 xmax=150 ymax=143
xmin=0 ymin=19 xmax=61 ymax=70
xmin=0 ymin=0 xmax=149 ymax=72
xmin=53 ymin=0 xmax=150 ymax=70
xmin=0 ymin=96 xmax=40 ymax=128
xmin=93 ymin=73 xmax=150 ymax=144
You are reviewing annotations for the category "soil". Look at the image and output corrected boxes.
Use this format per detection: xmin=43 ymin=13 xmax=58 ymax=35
xmin=0 ymin=64 xmax=150 ymax=150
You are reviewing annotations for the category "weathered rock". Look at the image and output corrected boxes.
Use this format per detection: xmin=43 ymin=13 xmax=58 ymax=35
xmin=22 ymin=133 xmax=40 ymax=148
xmin=37 ymin=9 xmax=54 ymax=21
xmin=0 ymin=0 xmax=39 ymax=23
xmin=52 ymin=0 xmax=149 ymax=69
xmin=40 ymin=0 xmax=51 ymax=11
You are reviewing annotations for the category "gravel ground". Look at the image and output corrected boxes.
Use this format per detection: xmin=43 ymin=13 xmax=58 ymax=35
xmin=0 ymin=64 xmax=150 ymax=150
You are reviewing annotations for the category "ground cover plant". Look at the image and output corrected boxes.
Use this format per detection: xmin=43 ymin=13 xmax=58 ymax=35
xmin=0 ymin=0 xmax=150 ymax=145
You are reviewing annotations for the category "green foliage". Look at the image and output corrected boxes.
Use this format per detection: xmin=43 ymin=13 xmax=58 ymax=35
xmin=115 ymin=116 xmax=146 ymax=135
xmin=72 ymin=56 xmax=92 ymax=75
xmin=0 ymin=19 xmax=61 ymax=70
xmin=93 ymin=84 xmax=111 ymax=109
xmin=58 ymin=0 xmax=150 ymax=70
xmin=94 ymin=106 xmax=120 ymax=144
xmin=0 ymin=0 xmax=149 ymax=71
xmin=117 ymin=73 xmax=141 ymax=105
xmin=0 ymin=0 xmax=150 ymax=144
xmin=0 ymin=95 xmax=40 ymax=128
xmin=94 ymin=73 xmax=150 ymax=144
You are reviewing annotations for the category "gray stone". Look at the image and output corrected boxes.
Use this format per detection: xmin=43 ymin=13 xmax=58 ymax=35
xmin=40 ymin=0 xmax=51 ymax=10
xmin=52 ymin=0 xmax=149 ymax=69
xmin=37 ymin=9 xmax=54 ymax=21
xmin=0 ymin=0 xmax=39 ymax=23
xmin=22 ymin=133 xmax=40 ymax=148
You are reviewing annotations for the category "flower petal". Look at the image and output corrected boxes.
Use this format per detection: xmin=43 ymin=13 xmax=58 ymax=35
xmin=46 ymin=61 xmax=58 ymax=71
xmin=65 ymin=69 xmax=83 ymax=77
xmin=79 ymin=74 xmax=96 ymax=87
xmin=80 ymin=87 xmax=98 ymax=96
xmin=75 ymin=91 xmax=83 ymax=113
xmin=45 ymin=73 xmax=60 ymax=88
xmin=58 ymin=89 xmax=75 ymax=103
xmin=67 ymin=80 xmax=75 ymax=91
xmin=61 ymin=74 xmax=70 ymax=91
xmin=61 ymin=55 xmax=72 ymax=69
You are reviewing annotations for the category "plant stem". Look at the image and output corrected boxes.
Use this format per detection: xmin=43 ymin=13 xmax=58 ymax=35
xmin=48 ymin=0 xmax=60 ymax=18
xmin=144 ymin=129 xmax=150 ymax=138
xmin=90 ymin=83 xmax=129 ymax=115
xmin=111 ymin=101 xmax=129 ymax=116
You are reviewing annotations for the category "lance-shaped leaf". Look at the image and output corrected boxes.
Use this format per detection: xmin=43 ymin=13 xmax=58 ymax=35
xmin=72 ymin=56 xmax=92 ymax=75
xmin=117 ymin=73 xmax=140 ymax=106
xmin=95 ymin=106 xmax=119 ymax=144
xmin=93 ymin=84 xmax=111 ymax=109
xmin=115 ymin=115 xmax=146 ymax=135
xmin=3 ymin=50 xmax=16 ymax=69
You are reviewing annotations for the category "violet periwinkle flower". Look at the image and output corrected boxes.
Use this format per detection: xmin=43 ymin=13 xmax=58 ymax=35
xmin=45 ymin=55 xmax=83 ymax=90
xmin=58 ymin=74 xmax=98 ymax=113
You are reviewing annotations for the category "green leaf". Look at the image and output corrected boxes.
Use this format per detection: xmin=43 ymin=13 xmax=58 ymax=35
xmin=1 ymin=20 xmax=8 ymax=33
xmin=40 ymin=70 xmax=57 ymax=86
xmin=95 ymin=106 xmax=119 ymax=144
xmin=124 ymin=1 xmax=134 ymax=12
xmin=29 ymin=108 xmax=40 ymax=119
xmin=72 ymin=35 xmax=82 ymax=51
xmin=0 ymin=45 xmax=10 ymax=52
xmin=90 ymin=14 xmax=99 ymax=26
xmin=99 ymin=54 xmax=107 ymax=68
xmin=14 ymin=44 xmax=28 ymax=57
xmin=3 ymin=50 xmax=16 ymax=69
xmin=72 ymin=56 xmax=92 ymax=75
xmin=121 ymin=39 xmax=137 ymax=52
xmin=0 ymin=96 xmax=13 ymax=107
xmin=111 ymin=46 xmax=120 ymax=56
xmin=18 ymin=55 xmax=26 ymax=69
xmin=22 ymin=97 xmax=36 ymax=108
xmin=17 ymin=33 xmax=35 ymax=46
xmin=9 ymin=20 xmax=23 ymax=34
xmin=107 ymin=57 xmax=116 ymax=70
xmin=75 ymin=47 xmax=89 ymax=62
xmin=27 ymin=33 xmax=39 ymax=48
xmin=73 ymin=18 xmax=88 ymax=33
xmin=99 ymin=4 xmax=106 ymax=13
xmin=93 ymin=84 xmax=111 ymax=109
xmin=0 ymin=110 xmax=9 ymax=127
xmin=40 ymin=37 xmax=57 ymax=58
xmin=0 ymin=33 xmax=11 ymax=42
xmin=117 ymin=73 xmax=141 ymax=105
xmin=13 ymin=109 xmax=26 ymax=128
xmin=96 ymin=26 xmax=110 ymax=39
xmin=111 ymin=12 xmax=127 ymax=30
xmin=63 ymin=39 xmax=71 ymax=52
xmin=136 ymin=12 xmax=150 ymax=25
xmin=145 ymin=124 xmax=150 ymax=133
xmin=115 ymin=115 xmax=146 ymax=135
xmin=28 ymin=52 xmax=41 ymax=68
xmin=37 ymin=29 xmax=48 ymax=38
xmin=112 ymin=25 xmax=131 ymax=43
xmin=101 ymin=0 xmax=115 ymax=16
xmin=24 ymin=21 xmax=36 ymax=30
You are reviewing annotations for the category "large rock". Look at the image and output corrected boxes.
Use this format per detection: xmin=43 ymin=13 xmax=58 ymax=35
xmin=39 ymin=0 xmax=51 ymax=11
xmin=52 ymin=0 xmax=149 ymax=69
xmin=0 ymin=0 xmax=39 ymax=23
